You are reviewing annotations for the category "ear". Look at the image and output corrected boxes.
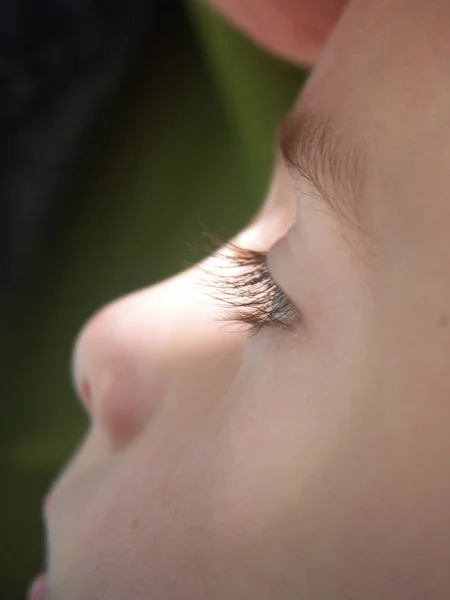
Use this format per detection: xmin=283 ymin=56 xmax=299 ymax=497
xmin=204 ymin=0 xmax=348 ymax=65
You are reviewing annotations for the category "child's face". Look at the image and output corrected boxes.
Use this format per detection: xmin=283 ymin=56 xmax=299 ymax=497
xmin=44 ymin=1 xmax=450 ymax=598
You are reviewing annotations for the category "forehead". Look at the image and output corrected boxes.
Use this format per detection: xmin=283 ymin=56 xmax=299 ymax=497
xmin=291 ymin=0 xmax=450 ymax=238
xmin=297 ymin=0 xmax=450 ymax=154
xmin=304 ymin=0 xmax=450 ymax=114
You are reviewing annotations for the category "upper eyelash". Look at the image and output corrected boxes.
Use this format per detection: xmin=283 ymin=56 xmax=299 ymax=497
xmin=198 ymin=236 xmax=300 ymax=335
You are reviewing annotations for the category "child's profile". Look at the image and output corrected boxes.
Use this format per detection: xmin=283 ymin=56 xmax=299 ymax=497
xmin=29 ymin=0 xmax=450 ymax=598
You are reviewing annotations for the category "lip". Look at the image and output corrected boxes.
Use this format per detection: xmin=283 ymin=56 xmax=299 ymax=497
xmin=27 ymin=572 xmax=47 ymax=600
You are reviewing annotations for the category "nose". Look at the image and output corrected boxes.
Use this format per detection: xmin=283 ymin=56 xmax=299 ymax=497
xmin=72 ymin=266 xmax=243 ymax=450
xmin=72 ymin=292 xmax=163 ymax=449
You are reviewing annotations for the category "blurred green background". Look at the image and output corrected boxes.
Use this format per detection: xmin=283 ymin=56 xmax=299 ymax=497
xmin=3 ymin=2 xmax=305 ymax=598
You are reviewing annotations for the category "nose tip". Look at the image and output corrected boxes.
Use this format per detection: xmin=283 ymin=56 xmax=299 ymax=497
xmin=71 ymin=301 xmax=160 ymax=449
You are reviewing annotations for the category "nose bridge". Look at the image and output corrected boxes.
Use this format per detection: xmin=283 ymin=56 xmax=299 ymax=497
xmin=72 ymin=292 xmax=168 ymax=449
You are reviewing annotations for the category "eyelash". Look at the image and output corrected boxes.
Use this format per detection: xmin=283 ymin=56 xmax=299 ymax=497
xmin=200 ymin=238 xmax=301 ymax=335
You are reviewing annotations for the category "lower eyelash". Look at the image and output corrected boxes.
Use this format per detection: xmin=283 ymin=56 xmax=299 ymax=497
xmin=197 ymin=235 xmax=300 ymax=335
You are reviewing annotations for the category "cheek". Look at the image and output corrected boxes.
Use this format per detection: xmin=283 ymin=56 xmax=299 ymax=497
xmin=296 ymin=415 xmax=450 ymax=598
xmin=237 ymin=335 xmax=450 ymax=596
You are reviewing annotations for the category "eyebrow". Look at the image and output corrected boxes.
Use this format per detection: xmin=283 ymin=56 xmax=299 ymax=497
xmin=277 ymin=107 xmax=365 ymax=230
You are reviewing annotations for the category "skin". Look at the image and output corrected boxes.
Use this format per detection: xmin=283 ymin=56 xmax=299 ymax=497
xmin=42 ymin=0 xmax=450 ymax=598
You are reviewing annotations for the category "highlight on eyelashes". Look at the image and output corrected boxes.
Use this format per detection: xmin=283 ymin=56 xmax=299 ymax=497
xmin=197 ymin=234 xmax=300 ymax=335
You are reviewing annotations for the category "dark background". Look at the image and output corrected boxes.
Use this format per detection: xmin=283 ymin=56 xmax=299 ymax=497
xmin=2 ymin=1 xmax=304 ymax=597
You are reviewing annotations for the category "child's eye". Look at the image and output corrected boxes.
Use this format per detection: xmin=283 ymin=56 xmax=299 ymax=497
xmin=269 ymin=285 xmax=299 ymax=327
xmin=198 ymin=238 xmax=301 ymax=335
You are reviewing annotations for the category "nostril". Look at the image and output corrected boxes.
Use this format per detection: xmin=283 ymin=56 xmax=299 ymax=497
xmin=71 ymin=329 xmax=94 ymax=415
xmin=80 ymin=378 xmax=93 ymax=412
